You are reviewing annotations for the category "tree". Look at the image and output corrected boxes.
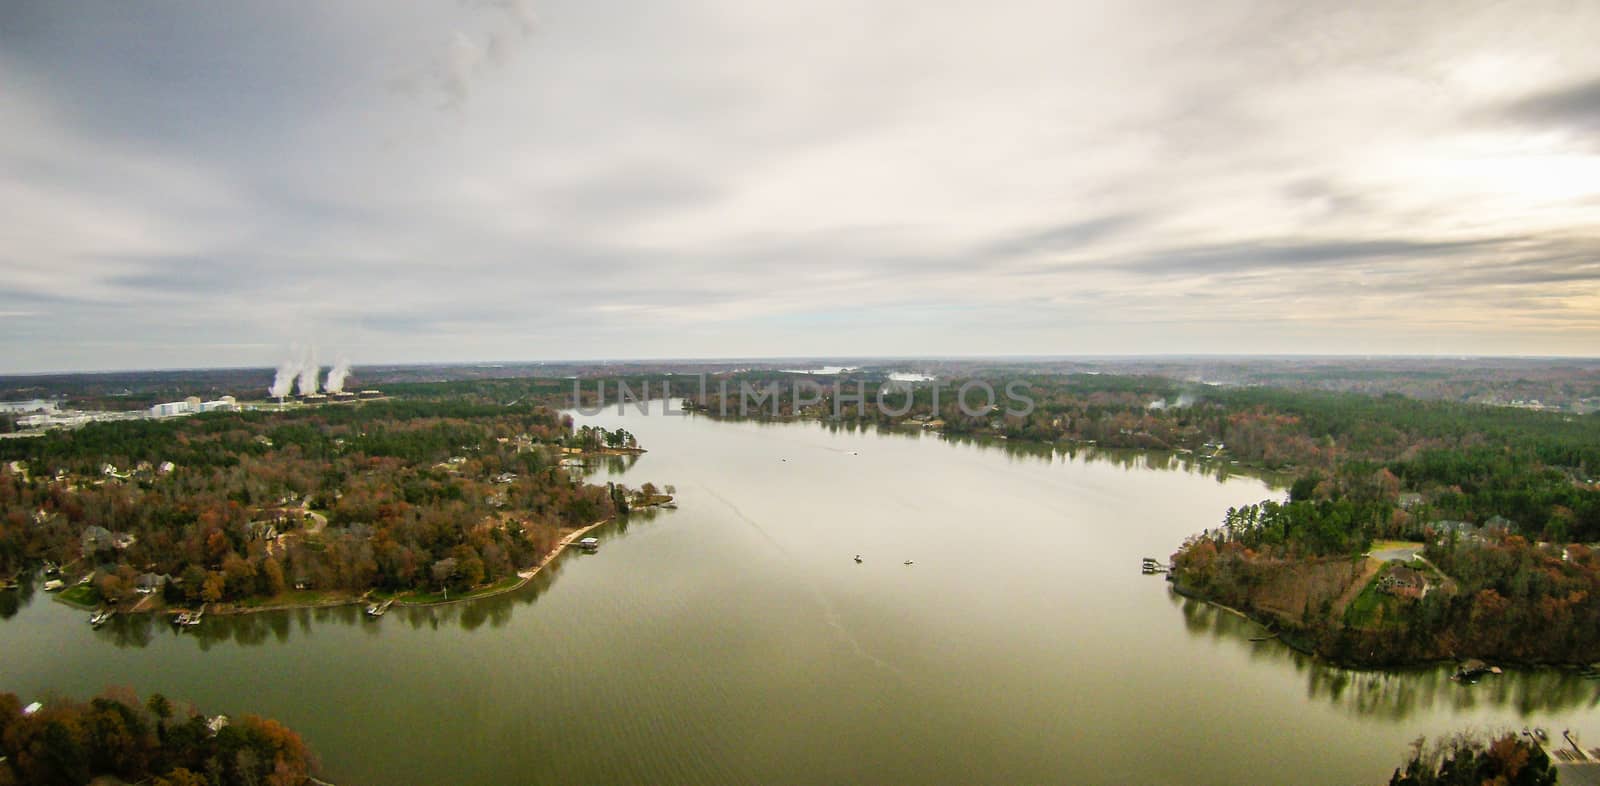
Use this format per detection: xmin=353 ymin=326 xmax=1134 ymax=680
xmin=201 ymin=571 xmax=227 ymax=603
xmin=431 ymin=557 xmax=457 ymax=588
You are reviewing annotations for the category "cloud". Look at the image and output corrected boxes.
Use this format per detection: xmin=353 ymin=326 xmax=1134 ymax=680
xmin=1504 ymin=75 xmax=1600 ymax=133
xmin=2 ymin=0 xmax=1600 ymax=372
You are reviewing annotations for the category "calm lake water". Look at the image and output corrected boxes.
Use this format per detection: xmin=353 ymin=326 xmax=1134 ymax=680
xmin=4 ymin=401 xmax=1598 ymax=785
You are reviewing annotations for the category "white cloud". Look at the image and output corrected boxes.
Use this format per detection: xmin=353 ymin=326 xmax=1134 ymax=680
xmin=1 ymin=0 xmax=1599 ymax=372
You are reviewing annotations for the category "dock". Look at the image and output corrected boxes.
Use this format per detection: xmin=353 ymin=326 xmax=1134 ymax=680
xmin=1141 ymin=557 xmax=1169 ymax=574
xmin=365 ymin=598 xmax=394 ymax=618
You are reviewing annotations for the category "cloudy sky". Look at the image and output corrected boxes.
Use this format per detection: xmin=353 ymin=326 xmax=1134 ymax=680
xmin=3 ymin=0 xmax=1599 ymax=373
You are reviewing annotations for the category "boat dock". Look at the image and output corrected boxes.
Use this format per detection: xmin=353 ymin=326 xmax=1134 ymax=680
xmin=1141 ymin=557 xmax=1168 ymax=574
xmin=366 ymin=598 xmax=394 ymax=618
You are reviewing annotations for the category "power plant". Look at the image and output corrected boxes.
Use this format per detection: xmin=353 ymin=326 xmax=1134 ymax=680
xmin=266 ymin=351 xmax=377 ymax=405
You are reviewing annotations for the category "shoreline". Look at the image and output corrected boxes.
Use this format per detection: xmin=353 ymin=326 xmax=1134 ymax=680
xmin=1168 ymin=581 xmax=1600 ymax=672
xmin=76 ymin=512 xmax=654 ymax=619
xmin=392 ymin=516 xmax=615 ymax=609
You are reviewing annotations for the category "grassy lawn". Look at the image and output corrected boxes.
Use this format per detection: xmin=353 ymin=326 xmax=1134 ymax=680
xmin=398 ymin=575 xmax=524 ymax=605
xmin=57 ymin=584 xmax=100 ymax=607
xmin=1342 ymin=570 xmax=1412 ymax=630
xmin=1370 ymin=539 xmax=1425 ymax=553
xmin=234 ymin=589 xmax=355 ymax=608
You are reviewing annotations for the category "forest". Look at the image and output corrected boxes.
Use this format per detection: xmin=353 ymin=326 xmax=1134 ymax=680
xmin=0 ymin=689 xmax=316 ymax=786
xmin=0 ymin=398 xmax=655 ymax=607
xmin=1386 ymin=731 xmax=1556 ymax=786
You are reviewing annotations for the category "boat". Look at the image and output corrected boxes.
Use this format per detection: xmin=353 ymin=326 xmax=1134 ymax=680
xmin=365 ymin=599 xmax=393 ymax=618
xmin=578 ymin=537 xmax=600 ymax=552
xmin=89 ymin=610 xmax=112 ymax=627
xmin=1452 ymin=658 xmax=1493 ymax=682
xmin=42 ymin=579 xmax=65 ymax=592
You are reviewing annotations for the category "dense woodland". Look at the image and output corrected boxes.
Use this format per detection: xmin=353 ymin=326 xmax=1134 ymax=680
xmin=0 ymin=399 xmax=650 ymax=605
xmin=0 ymin=689 xmax=315 ymax=786
xmin=1386 ymin=732 xmax=1557 ymax=786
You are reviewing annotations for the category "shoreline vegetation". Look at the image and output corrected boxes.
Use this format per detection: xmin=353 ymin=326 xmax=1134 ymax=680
xmin=7 ymin=370 xmax=1599 ymax=668
xmin=1 ymin=398 xmax=673 ymax=622
xmin=42 ymin=497 xmax=675 ymax=620
xmin=662 ymin=370 xmax=1600 ymax=668
xmin=0 ymin=688 xmax=321 ymax=786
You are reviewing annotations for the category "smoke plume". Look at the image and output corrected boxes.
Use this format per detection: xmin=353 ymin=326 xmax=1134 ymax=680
xmin=326 ymin=357 xmax=353 ymax=394
xmin=269 ymin=359 xmax=298 ymax=399
xmin=296 ymin=348 xmax=320 ymax=396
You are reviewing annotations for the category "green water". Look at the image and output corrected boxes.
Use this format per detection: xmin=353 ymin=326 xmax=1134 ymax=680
xmin=3 ymin=402 xmax=1597 ymax=784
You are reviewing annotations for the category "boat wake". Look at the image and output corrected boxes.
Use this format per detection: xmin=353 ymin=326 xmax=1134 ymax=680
xmin=699 ymin=484 xmax=906 ymax=679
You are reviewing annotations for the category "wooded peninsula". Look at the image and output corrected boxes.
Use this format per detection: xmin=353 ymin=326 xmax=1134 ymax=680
xmin=0 ymin=396 xmax=666 ymax=614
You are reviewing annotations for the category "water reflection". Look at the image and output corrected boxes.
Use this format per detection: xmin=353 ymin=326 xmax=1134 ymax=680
xmin=1172 ymin=591 xmax=1600 ymax=718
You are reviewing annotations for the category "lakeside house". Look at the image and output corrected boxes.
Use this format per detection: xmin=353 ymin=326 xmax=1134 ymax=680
xmin=135 ymin=573 xmax=170 ymax=595
xmin=1377 ymin=565 xmax=1430 ymax=599
xmin=81 ymin=525 xmax=136 ymax=555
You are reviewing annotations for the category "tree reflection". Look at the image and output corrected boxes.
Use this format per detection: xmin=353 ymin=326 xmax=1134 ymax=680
xmin=1172 ymin=592 xmax=1600 ymax=718
xmin=76 ymin=512 xmax=673 ymax=648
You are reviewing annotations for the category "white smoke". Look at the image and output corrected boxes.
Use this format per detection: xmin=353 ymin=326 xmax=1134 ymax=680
xmin=326 ymin=357 xmax=352 ymax=394
xmin=1147 ymin=393 xmax=1197 ymax=411
xmin=296 ymin=348 xmax=320 ymax=396
xmin=269 ymin=359 xmax=298 ymax=399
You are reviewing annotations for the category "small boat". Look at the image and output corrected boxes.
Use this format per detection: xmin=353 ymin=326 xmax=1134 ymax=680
xmin=1535 ymin=728 xmax=1550 ymax=743
xmin=42 ymin=579 xmax=65 ymax=592
xmin=578 ymin=537 xmax=600 ymax=552
xmin=1453 ymin=659 xmax=1493 ymax=682
xmin=1 ymin=578 xmax=18 ymax=591
xmin=854 ymin=555 xmax=863 ymax=564
xmin=903 ymin=560 xmax=914 ymax=565
xmin=89 ymin=610 xmax=112 ymax=627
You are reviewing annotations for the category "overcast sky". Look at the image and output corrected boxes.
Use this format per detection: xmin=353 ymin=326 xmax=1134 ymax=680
xmin=3 ymin=0 xmax=1599 ymax=373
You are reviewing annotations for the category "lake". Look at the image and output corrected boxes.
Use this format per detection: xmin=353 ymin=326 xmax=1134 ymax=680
xmin=3 ymin=400 xmax=1597 ymax=784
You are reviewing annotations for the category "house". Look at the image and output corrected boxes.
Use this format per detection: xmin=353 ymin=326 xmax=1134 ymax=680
xmin=112 ymin=532 xmax=137 ymax=550
xmin=81 ymin=525 xmax=115 ymax=554
xmin=1377 ymin=565 xmax=1430 ymax=599
xmin=135 ymin=573 xmax=169 ymax=595
xmin=493 ymin=472 xmax=518 ymax=484
xmin=247 ymin=521 xmax=279 ymax=541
